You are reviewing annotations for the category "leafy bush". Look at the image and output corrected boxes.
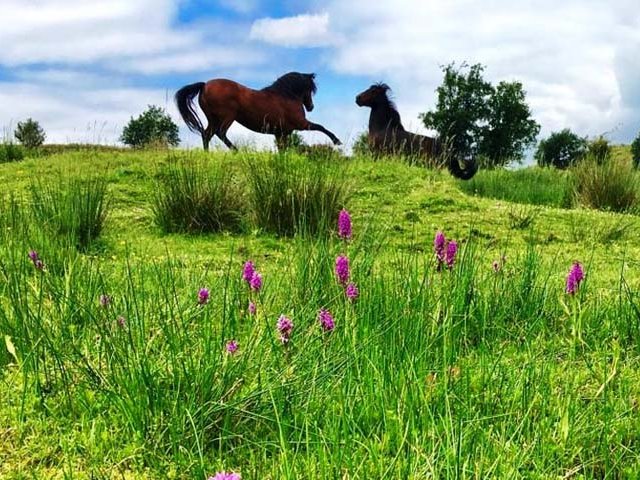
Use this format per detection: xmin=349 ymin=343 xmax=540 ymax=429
xmin=14 ymin=118 xmax=46 ymax=148
xmin=30 ymin=176 xmax=110 ymax=251
xmin=153 ymin=157 xmax=246 ymax=233
xmin=632 ymin=131 xmax=640 ymax=169
xmin=0 ymin=143 xmax=24 ymax=163
xmin=121 ymin=105 xmax=180 ymax=148
xmin=421 ymin=63 xmax=540 ymax=167
xmin=352 ymin=132 xmax=371 ymax=157
xmin=573 ymin=156 xmax=639 ymax=212
xmin=588 ymin=136 xmax=611 ymax=164
xmin=535 ymin=129 xmax=587 ymax=169
xmin=244 ymin=152 xmax=350 ymax=236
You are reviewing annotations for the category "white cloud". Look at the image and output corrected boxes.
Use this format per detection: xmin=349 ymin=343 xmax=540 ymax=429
xmin=322 ymin=0 xmax=640 ymax=142
xmin=249 ymin=13 xmax=338 ymax=47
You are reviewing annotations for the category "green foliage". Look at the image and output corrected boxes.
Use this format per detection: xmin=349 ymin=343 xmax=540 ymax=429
xmin=631 ymin=130 xmax=640 ymax=169
xmin=244 ymin=152 xmax=350 ymax=236
xmin=588 ymin=136 xmax=612 ymax=164
xmin=458 ymin=167 xmax=574 ymax=208
xmin=0 ymin=143 xmax=24 ymax=163
xmin=352 ymin=131 xmax=371 ymax=157
xmin=535 ymin=129 xmax=587 ymax=169
xmin=573 ymin=155 xmax=639 ymax=213
xmin=120 ymin=105 xmax=180 ymax=148
xmin=14 ymin=118 xmax=46 ymax=148
xmin=421 ymin=63 xmax=540 ymax=167
xmin=30 ymin=176 xmax=110 ymax=251
xmin=152 ymin=157 xmax=246 ymax=233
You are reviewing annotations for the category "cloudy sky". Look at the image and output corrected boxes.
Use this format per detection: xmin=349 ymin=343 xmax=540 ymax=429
xmin=1 ymin=0 xmax=639 ymax=150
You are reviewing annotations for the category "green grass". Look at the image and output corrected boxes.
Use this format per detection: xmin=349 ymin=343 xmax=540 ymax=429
xmin=458 ymin=166 xmax=574 ymax=208
xmin=2 ymin=148 xmax=640 ymax=479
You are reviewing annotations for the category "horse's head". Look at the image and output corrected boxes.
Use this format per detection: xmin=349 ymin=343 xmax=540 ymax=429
xmin=302 ymin=73 xmax=316 ymax=112
xmin=356 ymin=83 xmax=391 ymax=107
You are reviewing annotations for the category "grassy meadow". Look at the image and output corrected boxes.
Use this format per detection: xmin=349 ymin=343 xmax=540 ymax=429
xmin=2 ymin=146 xmax=640 ymax=479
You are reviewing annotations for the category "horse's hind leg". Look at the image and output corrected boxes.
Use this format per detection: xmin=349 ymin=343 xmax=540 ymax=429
xmin=304 ymin=121 xmax=341 ymax=145
xmin=203 ymin=124 xmax=216 ymax=151
xmin=217 ymin=118 xmax=237 ymax=151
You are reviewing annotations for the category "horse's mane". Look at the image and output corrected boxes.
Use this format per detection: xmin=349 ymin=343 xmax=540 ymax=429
xmin=372 ymin=83 xmax=404 ymax=130
xmin=262 ymin=72 xmax=317 ymax=100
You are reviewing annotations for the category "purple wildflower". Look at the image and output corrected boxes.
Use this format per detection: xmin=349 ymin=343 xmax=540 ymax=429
xmin=318 ymin=308 xmax=335 ymax=332
xmin=99 ymin=294 xmax=111 ymax=308
xmin=335 ymin=255 xmax=350 ymax=285
xmin=338 ymin=209 xmax=352 ymax=240
xmin=248 ymin=301 xmax=257 ymax=316
xmin=28 ymin=250 xmax=44 ymax=271
xmin=226 ymin=340 xmax=239 ymax=355
xmin=249 ymin=272 xmax=262 ymax=292
xmin=566 ymin=262 xmax=585 ymax=295
xmin=434 ymin=231 xmax=446 ymax=263
xmin=208 ymin=472 xmax=241 ymax=480
xmin=242 ymin=261 xmax=255 ymax=284
xmin=277 ymin=315 xmax=294 ymax=342
xmin=117 ymin=316 xmax=126 ymax=328
xmin=345 ymin=282 xmax=359 ymax=302
xmin=198 ymin=287 xmax=210 ymax=305
xmin=445 ymin=240 xmax=458 ymax=269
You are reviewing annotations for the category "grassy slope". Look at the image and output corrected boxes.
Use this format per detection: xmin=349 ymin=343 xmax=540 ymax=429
xmin=2 ymin=148 xmax=640 ymax=478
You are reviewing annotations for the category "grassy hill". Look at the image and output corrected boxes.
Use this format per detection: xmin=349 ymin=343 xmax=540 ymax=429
xmin=2 ymin=148 xmax=640 ymax=478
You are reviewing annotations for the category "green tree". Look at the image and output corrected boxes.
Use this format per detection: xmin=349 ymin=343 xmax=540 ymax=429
xmin=14 ymin=118 xmax=46 ymax=148
xmin=631 ymin=130 xmax=640 ymax=169
xmin=421 ymin=63 xmax=540 ymax=167
xmin=121 ymin=105 xmax=180 ymax=148
xmin=535 ymin=129 xmax=587 ymax=169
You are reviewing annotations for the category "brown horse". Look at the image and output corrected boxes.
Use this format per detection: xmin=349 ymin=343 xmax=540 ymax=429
xmin=356 ymin=83 xmax=477 ymax=180
xmin=175 ymin=72 xmax=341 ymax=151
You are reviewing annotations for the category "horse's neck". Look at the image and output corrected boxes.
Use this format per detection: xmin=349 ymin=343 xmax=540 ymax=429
xmin=369 ymin=103 xmax=404 ymax=134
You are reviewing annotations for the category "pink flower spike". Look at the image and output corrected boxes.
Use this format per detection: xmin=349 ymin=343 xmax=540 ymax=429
xmin=226 ymin=340 xmax=239 ymax=355
xmin=337 ymin=209 xmax=352 ymax=239
xmin=242 ymin=261 xmax=255 ymax=284
xmin=345 ymin=282 xmax=359 ymax=302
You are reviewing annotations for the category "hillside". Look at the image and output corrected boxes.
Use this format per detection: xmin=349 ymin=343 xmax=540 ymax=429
xmin=2 ymin=148 xmax=640 ymax=478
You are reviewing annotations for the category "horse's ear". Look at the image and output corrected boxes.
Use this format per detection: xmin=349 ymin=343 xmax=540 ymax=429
xmin=308 ymin=73 xmax=316 ymax=79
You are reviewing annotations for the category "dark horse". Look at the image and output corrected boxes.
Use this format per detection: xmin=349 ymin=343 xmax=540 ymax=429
xmin=175 ymin=72 xmax=341 ymax=151
xmin=355 ymin=83 xmax=477 ymax=180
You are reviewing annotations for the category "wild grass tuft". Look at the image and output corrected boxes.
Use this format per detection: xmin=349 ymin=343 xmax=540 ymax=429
xmin=152 ymin=156 xmax=246 ymax=234
xmin=29 ymin=175 xmax=110 ymax=251
xmin=244 ymin=152 xmax=351 ymax=236
xmin=573 ymin=155 xmax=639 ymax=213
xmin=458 ymin=167 xmax=574 ymax=208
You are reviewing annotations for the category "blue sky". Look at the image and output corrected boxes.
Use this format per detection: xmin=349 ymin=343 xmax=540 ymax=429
xmin=1 ymin=0 xmax=639 ymax=150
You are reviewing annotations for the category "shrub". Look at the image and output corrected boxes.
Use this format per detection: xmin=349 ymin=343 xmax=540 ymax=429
xmin=244 ymin=152 xmax=350 ymax=236
xmin=573 ymin=156 xmax=639 ymax=212
xmin=153 ymin=157 xmax=246 ymax=234
xmin=535 ymin=129 xmax=587 ymax=169
xmin=0 ymin=143 xmax=24 ymax=163
xmin=588 ymin=136 xmax=611 ymax=164
xmin=121 ymin=105 xmax=180 ymax=148
xmin=30 ymin=176 xmax=110 ymax=250
xmin=14 ymin=118 xmax=46 ymax=149
xmin=632 ymin=131 xmax=640 ymax=169
xmin=352 ymin=132 xmax=371 ymax=157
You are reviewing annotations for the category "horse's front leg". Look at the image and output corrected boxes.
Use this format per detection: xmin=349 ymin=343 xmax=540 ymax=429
xmin=304 ymin=121 xmax=342 ymax=146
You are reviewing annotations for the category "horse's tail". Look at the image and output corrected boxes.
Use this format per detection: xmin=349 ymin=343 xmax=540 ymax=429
xmin=175 ymin=82 xmax=205 ymax=135
xmin=436 ymin=136 xmax=478 ymax=180
xmin=447 ymin=156 xmax=478 ymax=180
